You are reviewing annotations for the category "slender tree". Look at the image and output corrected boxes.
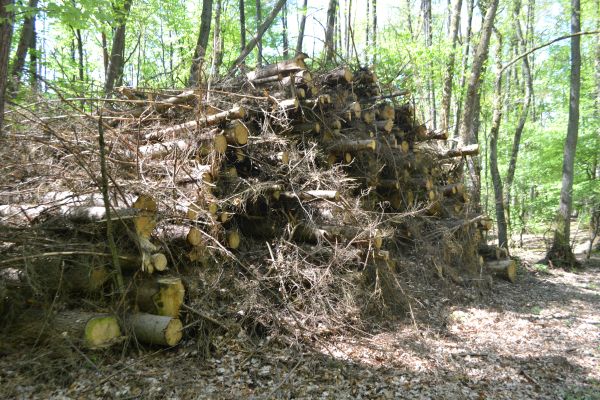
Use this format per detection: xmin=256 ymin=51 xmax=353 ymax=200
xmin=546 ymin=0 xmax=581 ymax=267
xmin=459 ymin=0 xmax=499 ymax=208
xmin=440 ymin=0 xmax=462 ymax=135
xmin=228 ymin=0 xmax=288 ymax=72
xmin=422 ymin=0 xmax=436 ymax=128
xmin=325 ymin=0 xmax=337 ymax=63
xmin=189 ymin=0 xmax=214 ymax=86
xmin=104 ymin=0 xmax=134 ymax=94
xmin=10 ymin=0 xmax=38 ymax=93
xmin=282 ymin=1 xmax=289 ymax=58
xmin=504 ymin=0 xmax=534 ymax=231
xmin=489 ymin=31 xmax=509 ymax=249
xmin=372 ymin=0 xmax=377 ymax=64
xmin=256 ymin=0 xmax=262 ymax=66
xmin=240 ymin=0 xmax=246 ymax=51
xmin=296 ymin=0 xmax=308 ymax=54
xmin=453 ymin=0 xmax=474 ymax=139
xmin=210 ymin=0 xmax=223 ymax=79
xmin=0 ymin=0 xmax=14 ymax=134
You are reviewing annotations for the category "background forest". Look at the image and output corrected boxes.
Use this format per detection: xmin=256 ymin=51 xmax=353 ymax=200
xmin=0 ymin=0 xmax=599 ymax=251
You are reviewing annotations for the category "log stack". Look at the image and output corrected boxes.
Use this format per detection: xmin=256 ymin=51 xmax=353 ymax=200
xmin=1 ymin=56 xmax=503 ymax=349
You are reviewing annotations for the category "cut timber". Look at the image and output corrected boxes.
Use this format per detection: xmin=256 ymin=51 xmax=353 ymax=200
xmin=329 ymin=139 xmax=377 ymax=154
xmin=362 ymin=110 xmax=376 ymax=125
xmin=321 ymin=66 xmax=353 ymax=85
xmin=280 ymin=70 xmax=313 ymax=86
xmin=53 ymin=311 xmax=121 ymax=349
xmin=345 ymin=102 xmax=362 ymax=119
xmin=127 ymin=313 xmax=183 ymax=346
xmin=486 ymin=259 xmax=517 ymax=283
xmin=227 ymin=229 xmax=241 ymax=249
xmin=187 ymin=227 xmax=204 ymax=246
xmin=0 ymin=264 xmax=110 ymax=293
xmin=155 ymin=90 xmax=196 ymax=111
xmin=279 ymin=190 xmax=340 ymax=202
xmin=377 ymin=104 xmax=395 ymax=120
xmin=134 ymin=276 xmax=185 ymax=317
xmin=440 ymin=144 xmax=480 ymax=158
xmin=441 ymin=183 xmax=465 ymax=196
xmin=281 ymin=121 xmax=320 ymax=135
xmin=145 ymin=106 xmax=246 ymax=140
xmin=479 ymin=244 xmax=509 ymax=260
xmin=276 ymin=98 xmax=300 ymax=111
xmin=375 ymin=119 xmax=394 ymax=133
xmin=134 ymin=140 xmax=191 ymax=159
xmin=246 ymin=54 xmax=308 ymax=81
xmin=293 ymin=224 xmax=383 ymax=248
xmin=223 ymin=120 xmax=249 ymax=145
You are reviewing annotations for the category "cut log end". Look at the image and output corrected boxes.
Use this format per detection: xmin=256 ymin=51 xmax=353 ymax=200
xmin=486 ymin=259 xmax=517 ymax=283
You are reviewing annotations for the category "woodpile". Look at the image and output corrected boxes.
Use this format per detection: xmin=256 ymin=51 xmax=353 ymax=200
xmin=0 ymin=56 xmax=506 ymax=349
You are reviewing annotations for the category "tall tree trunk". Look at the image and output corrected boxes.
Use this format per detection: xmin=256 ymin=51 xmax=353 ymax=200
xmin=210 ymin=0 xmax=223 ymax=80
xmin=104 ymin=0 xmax=134 ymax=94
xmin=366 ymin=0 xmax=370 ymax=64
xmin=346 ymin=0 xmax=353 ymax=59
xmin=228 ymin=0 xmax=287 ymax=73
xmin=372 ymin=0 xmax=377 ymax=64
xmin=101 ymin=32 xmax=109 ymax=78
xmin=489 ymin=32 xmax=509 ymax=249
xmin=503 ymin=0 xmax=534 ymax=232
xmin=296 ymin=0 xmax=308 ymax=54
xmin=422 ymin=0 xmax=435 ymax=128
xmin=453 ymin=0 xmax=474 ymax=139
xmin=440 ymin=0 xmax=462 ymax=135
xmin=459 ymin=0 xmax=499 ymax=209
xmin=239 ymin=0 xmax=246 ymax=52
xmin=28 ymin=25 xmax=37 ymax=88
xmin=189 ymin=0 xmax=214 ymax=86
xmin=9 ymin=0 xmax=38 ymax=93
xmin=325 ymin=0 xmax=337 ymax=63
xmin=75 ymin=28 xmax=84 ymax=82
xmin=547 ymin=0 xmax=581 ymax=268
xmin=282 ymin=1 xmax=288 ymax=58
xmin=255 ymin=0 xmax=262 ymax=66
xmin=0 ymin=0 xmax=14 ymax=135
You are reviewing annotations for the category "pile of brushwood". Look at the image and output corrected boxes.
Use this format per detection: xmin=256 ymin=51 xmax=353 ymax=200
xmin=0 ymin=55 xmax=516 ymax=351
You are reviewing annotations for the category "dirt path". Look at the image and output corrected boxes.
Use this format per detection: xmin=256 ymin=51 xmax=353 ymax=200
xmin=1 ymin=239 xmax=599 ymax=399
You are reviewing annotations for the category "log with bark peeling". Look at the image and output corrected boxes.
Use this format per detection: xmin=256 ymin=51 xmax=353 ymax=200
xmin=144 ymin=106 xmax=247 ymax=141
xmin=329 ymin=139 xmax=377 ymax=154
xmin=127 ymin=313 xmax=183 ymax=346
xmin=486 ymin=259 xmax=517 ymax=282
xmin=246 ymin=54 xmax=308 ymax=81
xmin=439 ymin=144 xmax=480 ymax=158
xmin=133 ymin=276 xmax=185 ymax=317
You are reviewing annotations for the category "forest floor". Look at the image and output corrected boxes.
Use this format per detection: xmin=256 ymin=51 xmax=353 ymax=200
xmin=1 ymin=231 xmax=599 ymax=399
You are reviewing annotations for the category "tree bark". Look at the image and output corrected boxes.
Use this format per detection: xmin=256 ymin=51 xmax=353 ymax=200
xmin=210 ymin=0 xmax=223 ymax=80
xmin=372 ymin=0 xmax=377 ymax=64
xmin=9 ymin=0 xmax=38 ymax=93
xmin=295 ymin=0 xmax=308 ymax=54
xmin=453 ymin=0 xmax=474 ymax=139
xmin=0 ymin=0 xmax=14 ymax=135
xmin=440 ymin=0 xmax=462 ymax=135
xmin=547 ymin=0 xmax=581 ymax=268
xmin=489 ymin=32 xmax=508 ymax=249
xmin=255 ymin=0 xmax=262 ymax=66
xmin=239 ymin=0 xmax=246 ymax=51
xmin=281 ymin=1 xmax=289 ymax=58
xmin=228 ymin=0 xmax=287 ymax=73
xmin=459 ymin=0 xmax=498 ymax=208
xmin=189 ymin=0 xmax=213 ymax=86
xmin=503 ymin=0 xmax=534 ymax=231
xmin=104 ymin=0 xmax=134 ymax=94
xmin=325 ymin=0 xmax=337 ymax=63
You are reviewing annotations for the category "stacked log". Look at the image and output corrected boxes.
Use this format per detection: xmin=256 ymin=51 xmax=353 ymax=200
xmin=1 ymin=56 xmax=500 ymax=349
